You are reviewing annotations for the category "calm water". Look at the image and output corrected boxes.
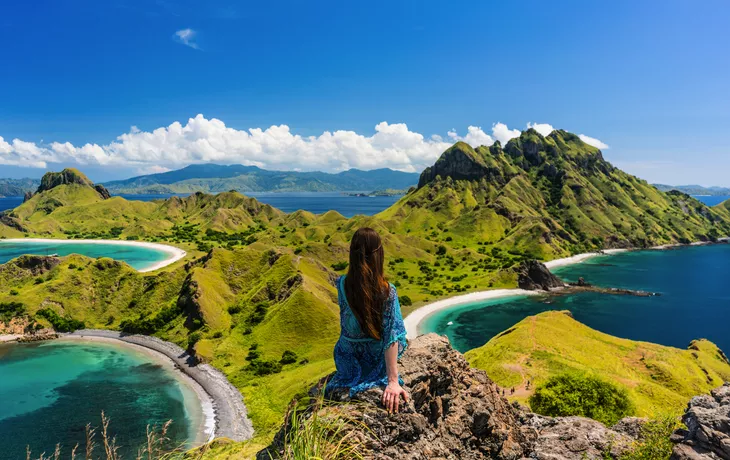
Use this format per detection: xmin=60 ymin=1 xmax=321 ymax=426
xmin=0 ymin=340 xmax=200 ymax=460
xmin=424 ymin=244 xmax=730 ymax=353
xmin=694 ymin=195 xmax=730 ymax=206
xmin=0 ymin=192 xmax=401 ymax=217
xmin=0 ymin=241 xmax=171 ymax=271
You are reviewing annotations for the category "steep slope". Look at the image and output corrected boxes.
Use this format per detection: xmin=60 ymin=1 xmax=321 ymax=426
xmin=465 ymin=311 xmax=730 ymax=416
xmin=382 ymin=131 xmax=730 ymax=261
xmin=102 ymin=164 xmax=420 ymax=193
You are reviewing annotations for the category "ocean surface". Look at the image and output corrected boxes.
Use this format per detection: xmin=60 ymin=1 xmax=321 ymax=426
xmin=0 ymin=192 xmax=402 ymax=217
xmin=0 ymin=340 xmax=201 ymax=460
xmin=423 ymin=244 xmax=730 ymax=354
xmin=0 ymin=241 xmax=171 ymax=271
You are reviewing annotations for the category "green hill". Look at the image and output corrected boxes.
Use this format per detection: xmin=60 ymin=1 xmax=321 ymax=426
xmin=465 ymin=310 xmax=730 ymax=417
xmin=2 ymin=130 xmax=730 ymax=457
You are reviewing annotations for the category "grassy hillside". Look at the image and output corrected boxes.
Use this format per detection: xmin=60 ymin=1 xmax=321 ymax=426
xmin=465 ymin=310 xmax=730 ymax=417
xmin=3 ymin=131 xmax=730 ymax=457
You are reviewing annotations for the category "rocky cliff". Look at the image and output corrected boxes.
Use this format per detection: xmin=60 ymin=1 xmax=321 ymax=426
xmin=671 ymin=383 xmax=730 ymax=459
xmin=31 ymin=168 xmax=110 ymax=200
xmin=259 ymin=334 xmax=649 ymax=459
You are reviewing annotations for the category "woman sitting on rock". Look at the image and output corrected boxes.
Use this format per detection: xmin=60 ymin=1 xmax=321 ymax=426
xmin=327 ymin=227 xmax=409 ymax=413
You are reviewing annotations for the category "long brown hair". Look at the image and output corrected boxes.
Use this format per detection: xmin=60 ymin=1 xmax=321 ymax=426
xmin=344 ymin=227 xmax=390 ymax=340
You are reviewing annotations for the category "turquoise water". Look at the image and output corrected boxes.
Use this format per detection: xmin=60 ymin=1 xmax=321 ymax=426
xmin=0 ymin=340 xmax=199 ymax=460
xmin=423 ymin=244 xmax=730 ymax=354
xmin=0 ymin=241 xmax=171 ymax=271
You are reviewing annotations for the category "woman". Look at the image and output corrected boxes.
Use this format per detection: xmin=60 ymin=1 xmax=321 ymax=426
xmin=328 ymin=227 xmax=409 ymax=413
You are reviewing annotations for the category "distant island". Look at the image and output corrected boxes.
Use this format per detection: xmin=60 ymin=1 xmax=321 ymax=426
xmin=101 ymin=164 xmax=419 ymax=194
xmin=654 ymin=183 xmax=730 ymax=196
xmin=0 ymin=178 xmax=40 ymax=197
xmin=345 ymin=188 xmax=409 ymax=197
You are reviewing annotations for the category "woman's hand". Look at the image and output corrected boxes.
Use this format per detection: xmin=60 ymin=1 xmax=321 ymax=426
xmin=382 ymin=381 xmax=409 ymax=413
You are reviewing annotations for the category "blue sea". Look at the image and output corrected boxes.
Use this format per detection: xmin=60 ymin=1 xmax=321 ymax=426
xmin=0 ymin=192 xmax=402 ymax=217
xmin=423 ymin=244 xmax=730 ymax=354
xmin=0 ymin=340 xmax=202 ymax=460
xmin=0 ymin=241 xmax=171 ymax=271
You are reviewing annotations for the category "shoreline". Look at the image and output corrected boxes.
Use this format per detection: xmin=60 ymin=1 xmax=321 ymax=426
xmin=62 ymin=330 xmax=253 ymax=443
xmin=404 ymin=247 xmax=634 ymax=339
xmin=0 ymin=238 xmax=187 ymax=272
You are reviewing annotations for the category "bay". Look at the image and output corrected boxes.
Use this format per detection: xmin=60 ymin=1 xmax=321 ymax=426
xmin=0 ymin=340 xmax=200 ymax=460
xmin=423 ymin=244 xmax=730 ymax=354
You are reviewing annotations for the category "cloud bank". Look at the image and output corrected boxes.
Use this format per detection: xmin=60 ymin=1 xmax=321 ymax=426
xmin=0 ymin=116 xmax=609 ymax=173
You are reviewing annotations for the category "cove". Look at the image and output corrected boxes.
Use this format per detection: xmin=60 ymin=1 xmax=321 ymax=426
xmin=423 ymin=244 xmax=730 ymax=354
xmin=0 ymin=239 xmax=185 ymax=272
xmin=0 ymin=339 xmax=204 ymax=460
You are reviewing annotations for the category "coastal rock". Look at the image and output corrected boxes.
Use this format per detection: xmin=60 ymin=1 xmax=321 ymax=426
xmin=517 ymin=260 xmax=565 ymax=291
xmin=13 ymin=255 xmax=61 ymax=275
xmin=259 ymin=334 xmax=639 ymax=460
xmin=671 ymin=382 xmax=730 ymax=460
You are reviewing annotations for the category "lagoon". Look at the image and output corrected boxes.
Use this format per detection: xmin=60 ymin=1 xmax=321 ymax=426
xmin=0 ymin=240 xmax=184 ymax=272
xmin=423 ymin=244 xmax=730 ymax=354
xmin=0 ymin=340 xmax=203 ymax=460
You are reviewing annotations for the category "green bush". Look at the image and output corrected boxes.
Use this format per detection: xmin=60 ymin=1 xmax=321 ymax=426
xmin=620 ymin=416 xmax=678 ymax=460
xmin=0 ymin=302 xmax=25 ymax=322
xmin=36 ymin=308 xmax=85 ymax=332
xmin=331 ymin=261 xmax=349 ymax=271
xmin=529 ymin=373 xmax=635 ymax=425
xmin=248 ymin=359 xmax=282 ymax=376
xmin=187 ymin=331 xmax=202 ymax=348
xmin=398 ymin=295 xmax=413 ymax=307
xmin=280 ymin=350 xmax=298 ymax=365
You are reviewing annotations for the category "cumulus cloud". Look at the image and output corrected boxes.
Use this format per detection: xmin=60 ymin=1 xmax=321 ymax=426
xmin=526 ymin=122 xmax=555 ymax=137
xmin=173 ymin=28 xmax=200 ymax=49
xmin=0 ymin=116 xmax=610 ymax=173
xmin=136 ymin=165 xmax=172 ymax=175
xmin=579 ymin=134 xmax=609 ymax=149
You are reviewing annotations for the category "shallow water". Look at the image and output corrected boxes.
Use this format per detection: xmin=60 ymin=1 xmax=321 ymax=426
xmin=0 ymin=340 xmax=200 ymax=460
xmin=423 ymin=244 xmax=730 ymax=353
xmin=0 ymin=241 xmax=171 ymax=271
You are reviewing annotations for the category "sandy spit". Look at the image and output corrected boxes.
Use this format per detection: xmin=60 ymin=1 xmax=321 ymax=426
xmin=0 ymin=238 xmax=187 ymax=272
xmin=63 ymin=330 xmax=253 ymax=443
xmin=404 ymin=249 xmax=633 ymax=339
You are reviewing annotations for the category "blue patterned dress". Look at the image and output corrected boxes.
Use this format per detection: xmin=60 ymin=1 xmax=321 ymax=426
xmin=328 ymin=275 xmax=408 ymax=396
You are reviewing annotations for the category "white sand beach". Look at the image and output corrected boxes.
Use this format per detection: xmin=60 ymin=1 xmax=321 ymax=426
xmin=0 ymin=238 xmax=187 ymax=272
xmin=404 ymin=249 xmax=630 ymax=339
xmin=62 ymin=330 xmax=253 ymax=443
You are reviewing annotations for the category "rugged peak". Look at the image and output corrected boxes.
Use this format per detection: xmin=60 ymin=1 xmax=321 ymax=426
xmin=517 ymin=260 xmax=566 ymax=291
xmin=417 ymin=141 xmax=512 ymax=189
xmin=259 ymin=334 xmax=642 ymax=459
xmin=33 ymin=168 xmax=110 ymax=200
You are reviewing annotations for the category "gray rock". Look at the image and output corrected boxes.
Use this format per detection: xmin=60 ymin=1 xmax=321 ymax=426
xmin=671 ymin=382 xmax=730 ymax=460
xmin=516 ymin=260 xmax=565 ymax=291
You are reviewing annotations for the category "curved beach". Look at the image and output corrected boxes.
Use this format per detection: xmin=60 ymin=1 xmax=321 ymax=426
xmin=404 ymin=249 xmax=630 ymax=339
xmin=63 ymin=330 xmax=253 ymax=443
xmin=0 ymin=238 xmax=187 ymax=272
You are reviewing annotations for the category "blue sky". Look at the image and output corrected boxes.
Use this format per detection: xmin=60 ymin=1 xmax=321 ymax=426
xmin=0 ymin=0 xmax=728 ymax=185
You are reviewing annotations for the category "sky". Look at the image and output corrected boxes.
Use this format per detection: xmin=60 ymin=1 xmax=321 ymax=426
xmin=0 ymin=0 xmax=728 ymax=185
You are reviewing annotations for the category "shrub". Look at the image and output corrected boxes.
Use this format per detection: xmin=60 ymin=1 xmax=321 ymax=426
xmin=9 ymin=289 xmax=18 ymax=296
xmin=247 ymin=302 xmax=269 ymax=326
xmin=0 ymin=302 xmax=25 ymax=323
xmin=620 ymin=416 xmax=678 ymax=460
xmin=529 ymin=373 xmax=634 ymax=425
xmin=227 ymin=304 xmax=243 ymax=315
xmin=398 ymin=295 xmax=413 ymax=307
xmin=331 ymin=261 xmax=349 ymax=271
xmin=281 ymin=350 xmax=298 ymax=365
xmin=248 ymin=359 xmax=282 ymax=376
xmin=436 ymin=245 xmax=447 ymax=256
xmin=36 ymin=308 xmax=85 ymax=332
xmin=187 ymin=332 xmax=202 ymax=349
xmin=212 ymin=331 xmax=223 ymax=339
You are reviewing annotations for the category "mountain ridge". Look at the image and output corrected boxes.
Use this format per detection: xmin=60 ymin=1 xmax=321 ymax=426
xmin=102 ymin=164 xmax=420 ymax=193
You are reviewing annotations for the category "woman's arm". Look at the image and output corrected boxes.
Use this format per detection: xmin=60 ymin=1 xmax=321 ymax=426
xmin=382 ymin=341 xmax=408 ymax=413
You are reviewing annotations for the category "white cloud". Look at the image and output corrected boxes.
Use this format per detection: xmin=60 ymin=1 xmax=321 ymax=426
xmin=491 ymin=122 xmax=521 ymax=145
xmin=579 ymin=134 xmax=609 ymax=149
xmin=173 ymin=28 xmax=200 ymax=49
xmin=136 ymin=165 xmax=172 ymax=175
xmin=0 ymin=117 xmax=610 ymax=173
xmin=526 ymin=122 xmax=555 ymax=137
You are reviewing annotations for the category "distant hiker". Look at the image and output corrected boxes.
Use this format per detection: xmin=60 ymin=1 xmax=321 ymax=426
xmin=326 ymin=227 xmax=409 ymax=414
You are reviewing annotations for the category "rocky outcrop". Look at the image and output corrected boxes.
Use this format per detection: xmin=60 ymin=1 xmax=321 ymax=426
xmin=33 ymin=168 xmax=110 ymax=200
xmin=259 ymin=334 xmax=640 ymax=460
xmin=417 ymin=142 xmax=511 ymax=188
xmin=671 ymin=383 xmax=730 ymax=459
xmin=517 ymin=260 xmax=565 ymax=291
xmin=13 ymin=255 xmax=61 ymax=275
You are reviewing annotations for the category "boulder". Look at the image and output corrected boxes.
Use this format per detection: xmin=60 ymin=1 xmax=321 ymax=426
xmin=517 ymin=260 xmax=565 ymax=291
xmin=671 ymin=383 xmax=730 ymax=460
xmin=259 ymin=334 xmax=639 ymax=460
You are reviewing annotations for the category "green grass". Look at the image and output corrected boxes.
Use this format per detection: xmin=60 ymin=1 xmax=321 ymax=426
xmin=465 ymin=311 xmax=730 ymax=417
